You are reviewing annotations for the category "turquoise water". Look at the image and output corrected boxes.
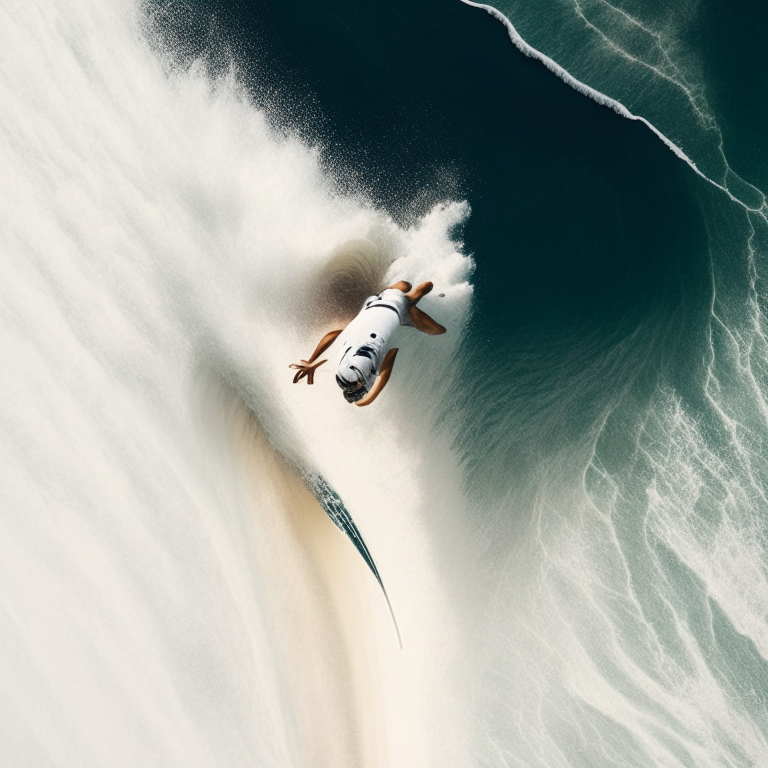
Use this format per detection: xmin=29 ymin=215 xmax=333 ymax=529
xmin=3 ymin=0 xmax=767 ymax=765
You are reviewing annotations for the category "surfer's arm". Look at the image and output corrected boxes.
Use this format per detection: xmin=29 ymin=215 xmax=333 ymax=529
xmin=289 ymin=329 xmax=342 ymax=384
xmin=408 ymin=305 xmax=446 ymax=335
xmin=356 ymin=348 xmax=398 ymax=407
xmin=306 ymin=330 xmax=342 ymax=363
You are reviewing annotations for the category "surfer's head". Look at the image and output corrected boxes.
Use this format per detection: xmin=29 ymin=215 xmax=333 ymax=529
xmin=336 ymin=346 xmax=377 ymax=403
xmin=337 ymin=377 xmax=367 ymax=403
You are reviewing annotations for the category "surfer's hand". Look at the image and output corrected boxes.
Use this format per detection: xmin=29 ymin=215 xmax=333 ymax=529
xmin=289 ymin=359 xmax=327 ymax=384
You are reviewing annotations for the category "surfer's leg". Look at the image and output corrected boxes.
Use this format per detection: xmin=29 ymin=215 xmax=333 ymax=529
xmin=409 ymin=304 xmax=446 ymax=335
xmin=405 ymin=281 xmax=433 ymax=304
xmin=388 ymin=280 xmax=412 ymax=293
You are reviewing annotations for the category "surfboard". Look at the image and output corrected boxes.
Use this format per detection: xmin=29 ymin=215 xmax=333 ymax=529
xmin=303 ymin=471 xmax=403 ymax=648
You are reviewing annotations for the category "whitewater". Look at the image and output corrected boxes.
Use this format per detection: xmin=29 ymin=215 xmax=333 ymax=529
xmin=0 ymin=2 xmax=474 ymax=766
xmin=5 ymin=0 xmax=768 ymax=766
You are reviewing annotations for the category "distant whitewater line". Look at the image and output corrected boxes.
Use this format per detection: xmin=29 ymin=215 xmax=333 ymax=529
xmin=460 ymin=0 xmax=766 ymax=216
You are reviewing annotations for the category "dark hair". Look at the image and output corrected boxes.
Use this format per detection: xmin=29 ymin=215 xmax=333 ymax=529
xmin=343 ymin=385 xmax=368 ymax=403
xmin=336 ymin=359 xmax=369 ymax=403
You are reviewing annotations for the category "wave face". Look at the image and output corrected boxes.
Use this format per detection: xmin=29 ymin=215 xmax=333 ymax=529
xmin=0 ymin=2 xmax=474 ymax=766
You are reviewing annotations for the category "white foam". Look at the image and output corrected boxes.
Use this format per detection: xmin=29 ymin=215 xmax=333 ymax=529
xmin=0 ymin=2 xmax=475 ymax=765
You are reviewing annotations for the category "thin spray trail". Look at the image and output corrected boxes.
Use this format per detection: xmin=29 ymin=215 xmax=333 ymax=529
xmin=306 ymin=473 xmax=403 ymax=647
xmin=703 ymin=210 xmax=768 ymax=505
xmin=572 ymin=0 xmax=714 ymax=130
xmin=460 ymin=1 xmax=768 ymax=221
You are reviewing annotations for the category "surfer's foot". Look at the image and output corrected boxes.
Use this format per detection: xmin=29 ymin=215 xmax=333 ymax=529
xmin=405 ymin=281 xmax=433 ymax=304
xmin=389 ymin=280 xmax=412 ymax=293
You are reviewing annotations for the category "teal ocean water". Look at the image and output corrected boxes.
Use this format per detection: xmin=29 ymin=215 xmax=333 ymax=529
xmin=2 ymin=0 xmax=767 ymax=765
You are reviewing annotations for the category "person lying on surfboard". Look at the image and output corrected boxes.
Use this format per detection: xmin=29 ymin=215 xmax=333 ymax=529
xmin=289 ymin=280 xmax=445 ymax=406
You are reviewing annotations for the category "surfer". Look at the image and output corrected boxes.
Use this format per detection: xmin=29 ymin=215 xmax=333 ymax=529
xmin=289 ymin=281 xmax=446 ymax=406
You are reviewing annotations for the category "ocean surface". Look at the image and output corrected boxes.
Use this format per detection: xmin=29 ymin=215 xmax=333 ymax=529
xmin=2 ymin=0 xmax=767 ymax=765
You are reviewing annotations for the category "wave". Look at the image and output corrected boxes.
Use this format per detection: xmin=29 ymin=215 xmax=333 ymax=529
xmin=6 ymin=0 xmax=768 ymax=766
